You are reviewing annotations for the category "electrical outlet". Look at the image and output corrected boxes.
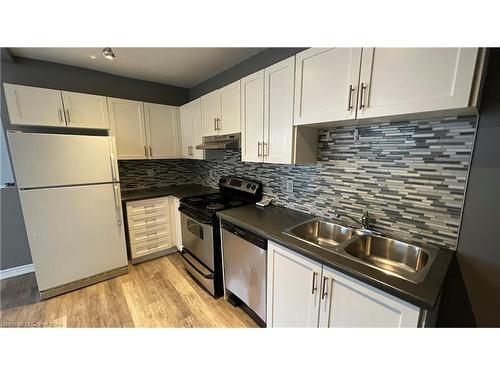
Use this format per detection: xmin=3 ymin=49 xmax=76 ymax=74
xmin=147 ymin=169 xmax=154 ymax=177
xmin=286 ymin=179 xmax=294 ymax=193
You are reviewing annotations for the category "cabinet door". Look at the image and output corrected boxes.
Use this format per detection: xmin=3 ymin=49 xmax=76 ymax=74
xmin=108 ymin=98 xmax=148 ymax=160
xmin=61 ymin=91 xmax=110 ymax=129
xmin=357 ymin=48 xmax=479 ymax=119
xmin=180 ymin=102 xmax=194 ymax=158
xmin=3 ymin=83 xmax=65 ymax=127
xmin=294 ymin=48 xmax=362 ymax=125
xmin=264 ymin=56 xmax=295 ymax=164
xmin=319 ymin=266 xmax=421 ymax=328
xmin=241 ymin=71 xmax=264 ymax=162
xmin=145 ymin=103 xmax=180 ymax=159
xmin=267 ymin=241 xmax=322 ymax=327
xmin=201 ymin=90 xmax=221 ymax=136
xmin=219 ymin=81 xmax=241 ymax=135
xmin=190 ymin=98 xmax=204 ymax=160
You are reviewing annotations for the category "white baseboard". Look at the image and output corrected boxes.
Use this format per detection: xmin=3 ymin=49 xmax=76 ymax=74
xmin=0 ymin=263 xmax=35 ymax=280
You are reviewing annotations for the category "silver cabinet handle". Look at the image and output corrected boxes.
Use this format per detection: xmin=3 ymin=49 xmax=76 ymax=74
xmin=321 ymin=276 xmax=328 ymax=300
xmin=347 ymin=84 xmax=354 ymax=111
xmin=149 ymin=146 xmax=153 ymax=157
xmin=216 ymin=118 xmax=221 ymax=131
xmin=65 ymin=109 xmax=71 ymax=123
xmin=263 ymin=142 xmax=268 ymax=157
xmin=311 ymin=271 xmax=318 ymax=294
xmin=214 ymin=118 xmax=217 ymax=131
xmin=144 ymin=145 xmax=148 ymax=157
xmin=257 ymin=141 xmax=262 ymax=157
xmin=359 ymin=82 xmax=367 ymax=110
xmin=58 ymin=109 xmax=64 ymax=124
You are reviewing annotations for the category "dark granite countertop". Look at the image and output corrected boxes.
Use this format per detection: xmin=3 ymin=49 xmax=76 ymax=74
xmin=121 ymin=184 xmax=218 ymax=203
xmin=217 ymin=204 xmax=453 ymax=310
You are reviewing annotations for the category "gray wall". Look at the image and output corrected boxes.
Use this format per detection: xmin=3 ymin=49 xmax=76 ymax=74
xmin=455 ymin=48 xmax=500 ymax=326
xmin=1 ymin=124 xmax=13 ymax=184
xmin=1 ymin=187 xmax=32 ymax=269
xmin=189 ymin=48 xmax=307 ymax=100
xmin=1 ymin=49 xmax=189 ymax=106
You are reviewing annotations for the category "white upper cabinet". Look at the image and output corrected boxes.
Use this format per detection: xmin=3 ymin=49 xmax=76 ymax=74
xmin=109 ymin=98 xmax=180 ymax=160
xmin=219 ymin=81 xmax=241 ymax=135
xmin=3 ymin=84 xmax=65 ymax=127
xmin=319 ymin=266 xmax=421 ymax=328
xmin=108 ymin=98 xmax=148 ymax=159
xmin=267 ymin=241 xmax=322 ymax=328
xmin=240 ymin=59 xmax=318 ymax=165
xmin=264 ymin=56 xmax=295 ymax=164
xmin=201 ymin=80 xmax=241 ymax=137
xmin=190 ymin=99 xmax=204 ymax=160
xmin=61 ymin=91 xmax=110 ymax=129
xmin=180 ymin=99 xmax=204 ymax=160
xmin=294 ymin=48 xmax=362 ymax=125
xmin=180 ymin=102 xmax=194 ymax=158
xmin=3 ymin=84 xmax=110 ymax=129
xmin=241 ymin=70 xmax=264 ymax=163
xmin=357 ymin=48 xmax=479 ymax=119
xmin=201 ymin=90 xmax=221 ymax=136
xmin=144 ymin=103 xmax=180 ymax=159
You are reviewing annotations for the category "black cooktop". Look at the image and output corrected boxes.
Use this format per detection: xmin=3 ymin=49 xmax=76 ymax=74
xmin=181 ymin=192 xmax=250 ymax=215
xmin=179 ymin=177 xmax=263 ymax=218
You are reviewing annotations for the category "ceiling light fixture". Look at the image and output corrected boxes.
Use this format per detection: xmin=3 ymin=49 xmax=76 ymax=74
xmin=89 ymin=55 xmax=96 ymax=59
xmin=102 ymin=47 xmax=115 ymax=60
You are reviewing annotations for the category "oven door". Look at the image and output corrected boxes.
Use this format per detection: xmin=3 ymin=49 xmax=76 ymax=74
xmin=180 ymin=209 xmax=214 ymax=270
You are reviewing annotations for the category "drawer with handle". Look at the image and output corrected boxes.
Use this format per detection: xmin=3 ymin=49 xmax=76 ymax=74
xmin=126 ymin=197 xmax=169 ymax=218
xmin=127 ymin=213 xmax=169 ymax=231
xmin=130 ymin=235 xmax=172 ymax=258
xmin=129 ymin=225 xmax=172 ymax=245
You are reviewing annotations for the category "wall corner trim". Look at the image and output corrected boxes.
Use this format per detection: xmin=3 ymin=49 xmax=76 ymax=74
xmin=0 ymin=263 xmax=34 ymax=280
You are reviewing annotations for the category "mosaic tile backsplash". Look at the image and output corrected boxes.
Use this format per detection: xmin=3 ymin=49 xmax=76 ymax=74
xmin=118 ymin=116 xmax=477 ymax=251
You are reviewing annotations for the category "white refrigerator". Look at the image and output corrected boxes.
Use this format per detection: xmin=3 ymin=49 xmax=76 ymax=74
xmin=7 ymin=132 xmax=128 ymax=299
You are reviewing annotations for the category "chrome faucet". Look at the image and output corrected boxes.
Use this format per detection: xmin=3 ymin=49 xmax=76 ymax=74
xmin=335 ymin=211 xmax=371 ymax=230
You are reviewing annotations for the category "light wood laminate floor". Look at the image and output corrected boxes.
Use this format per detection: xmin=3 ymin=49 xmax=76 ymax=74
xmin=0 ymin=253 xmax=258 ymax=328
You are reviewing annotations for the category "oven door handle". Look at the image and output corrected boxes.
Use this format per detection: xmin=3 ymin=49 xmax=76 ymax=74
xmin=179 ymin=205 xmax=213 ymax=225
xmin=180 ymin=249 xmax=214 ymax=279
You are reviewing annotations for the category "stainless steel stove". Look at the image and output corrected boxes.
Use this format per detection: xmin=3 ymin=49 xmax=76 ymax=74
xmin=178 ymin=177 xmax=262 ymax=297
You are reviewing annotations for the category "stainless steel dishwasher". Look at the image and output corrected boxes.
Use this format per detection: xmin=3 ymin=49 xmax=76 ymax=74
xmin=221 ymin=220 xmax=267 ymax=323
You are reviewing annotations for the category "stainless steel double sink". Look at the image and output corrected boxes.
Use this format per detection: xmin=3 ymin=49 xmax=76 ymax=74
xmin=283 ymin=218 xmax=438 ymax=284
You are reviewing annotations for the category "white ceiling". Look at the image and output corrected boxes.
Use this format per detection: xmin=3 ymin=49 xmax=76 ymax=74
xmin=9 ymin=48 xmax=265 ymax=88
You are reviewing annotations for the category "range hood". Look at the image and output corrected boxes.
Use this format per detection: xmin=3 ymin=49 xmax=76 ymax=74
xmin=196 ymin=133 xmax=240 ymax=150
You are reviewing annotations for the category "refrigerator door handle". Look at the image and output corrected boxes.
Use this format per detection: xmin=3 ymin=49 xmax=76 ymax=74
xmin=109 ymin=153 xmax=117 ymax=182
xmin=108 ymin=137 xmax=119 ymax=183
xmin=112 ymin=184 xmax=122 ymax=226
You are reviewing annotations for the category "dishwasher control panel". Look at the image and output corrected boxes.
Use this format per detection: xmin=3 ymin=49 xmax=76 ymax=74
xmin=221 ymin=220 xmax=267 ymax=250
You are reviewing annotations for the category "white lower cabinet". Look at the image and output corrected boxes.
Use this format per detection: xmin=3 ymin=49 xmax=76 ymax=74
xmin=267 ymin=241 xmax=422 ymax=328
xmin=267 ymin=241 xmax=322 ymax=327
xmin=319 ymin=266 xmax=421 ymax=328
xmin=126 ymin=197 xmax=174 ymax=263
